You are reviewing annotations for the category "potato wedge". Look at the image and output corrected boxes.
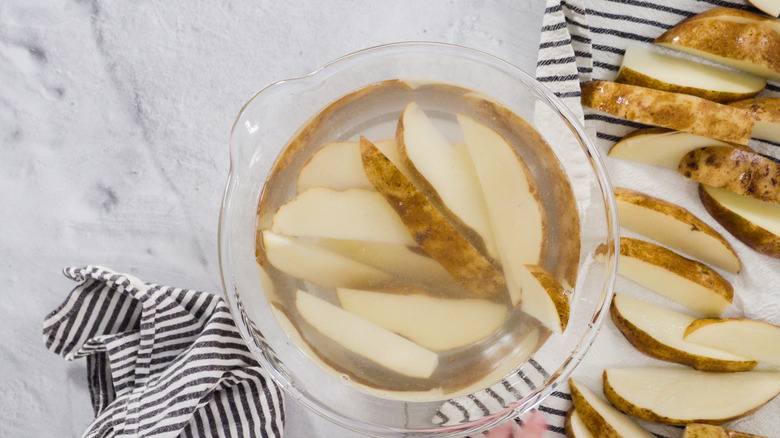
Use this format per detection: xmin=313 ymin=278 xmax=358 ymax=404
xmin=359 ymin=137 xmax=506 ymax=299
xmin=581 ymin=81 xmax=754 ymax=145
xmin=616 ymin=46 xmax=765 ymax=103
xmin=699 ymin=184 xmax=780 ymax=258
xmin=685 ymin=318 xmax=780 ymax=366
xmin=608 ymin=128 xmax=740 ymax=170
xmin=611 ymin=294 xmax=756 ymax=371
xmin=569 ymin=378 xmax=655 ymax=438
xmin=603 ymin=368 xmax=780 ymax=425
xmin=655 ymin=9 xmax=780 ymax=81
xmin=683 ymin=423 xmax=766 ymax=438
xmin=597 ymin=238 xmax=733 ymax=316
xmin=615 ymin=187 xmax=741 ymax=273
xmin=678 ymin=147 xmax=780 ymax=205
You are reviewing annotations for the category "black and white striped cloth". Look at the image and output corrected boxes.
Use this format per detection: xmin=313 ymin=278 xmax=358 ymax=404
xmin=43 ymin=266 xmax=284 ymax=438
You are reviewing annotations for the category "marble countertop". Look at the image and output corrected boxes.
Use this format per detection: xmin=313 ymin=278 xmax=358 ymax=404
xmin=0 ymin=1 xmax=544 ymax=436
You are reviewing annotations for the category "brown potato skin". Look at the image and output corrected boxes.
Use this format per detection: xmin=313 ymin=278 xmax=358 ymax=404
xmin=683 ymin=423 xmax=766 ymax=438
xmin=616 ymin=67 xmax=760 ymax=104
xmin=679 ymin=147 xmax=780 ymax=205
xmin=359 ymin=137 xmax=506 ymax=299
xmin=729 ymin=98 xmax=780 ymax=123
xmin=699 ymin=184 xmax=780 ymax=258
xmin=581 ymin=81 xmax=754 ymax=145
xmin=655 ymin=17 xmax=780 ymax=79
xmin=610 ymin=297 xmax=756 ymax=372
xmin=614 ymin=187 xmax=740 ymax=272
xmin=569 ymin=379 xmax=622 ymax=438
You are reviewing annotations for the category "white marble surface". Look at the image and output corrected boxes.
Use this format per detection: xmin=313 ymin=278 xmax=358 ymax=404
xmin=0 ymin=1 xmax=544 ymax=436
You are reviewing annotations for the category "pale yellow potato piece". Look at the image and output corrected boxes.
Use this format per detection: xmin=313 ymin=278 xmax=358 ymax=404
xmin=608 ymin=128 xmax=740 ymax=170
xmin=271 ymin=187 xmax=416 ymax=245
xmin=685 ymin=318 xmax=780 ymax=366
xmin=297 ymin=139 xmax=404 ymax=192
xmin=748 ymin=0 xmax=780 ymax=17
xmin=336 ymin=288 xmax=507 ymax=351
xmin=611 ymin=294 xmax=756 ymax=371
xmin=597 ymin=237 xmax=733 ymax=316
xmin=616 ymin=46 xmax=765 ymax=103
xmin=679 ymin=147 xmax=780 ymax=205
xmin=699 ymin=184 xmax=780 ymax=259
xmin=565 ymin=409 xmax=594 ymax=438
xmin=569 ymin=378 xmax=655 ymax=438
xmin=603 ymin=368 xmax=780 ymax=425
xmin=262 ymin=231 xmax=393 ymax=289
xmin=581 ymin=81 xmax=754 ymax=145
xmin=360 ymin=137 xmax=506 ymax=299
xmin=614 ymin=187 xmax=741 ymax=273
xmin=517 ymin=265 xmax=569 ymax=334
xmin=296 ymin=290 xmax=438 ymax=379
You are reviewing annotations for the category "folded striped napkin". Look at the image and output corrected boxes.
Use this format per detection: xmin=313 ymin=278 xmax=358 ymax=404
xmin=43 ymin=266 xmax=284 ymax=438
xmin=536 ymin=0 xmax=780 ymax=437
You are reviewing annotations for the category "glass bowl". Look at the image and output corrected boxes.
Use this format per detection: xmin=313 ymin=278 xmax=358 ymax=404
xmin=219 ymin=42 xmax=619 ymax=437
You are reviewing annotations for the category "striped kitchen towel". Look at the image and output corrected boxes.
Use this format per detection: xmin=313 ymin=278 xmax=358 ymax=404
xmin=534 ymin=0 xmax=780 ymax=437
xmin=43 ymin=266 xmax=284 ymax=438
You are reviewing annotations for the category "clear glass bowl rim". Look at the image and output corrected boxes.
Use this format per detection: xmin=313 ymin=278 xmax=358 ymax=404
xmin=219 ymin=41 xmax=620 ymax=437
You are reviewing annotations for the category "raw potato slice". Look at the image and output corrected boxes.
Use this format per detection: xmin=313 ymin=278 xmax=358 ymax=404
xmin=315 ymin=238 xmax=462 ymax=292
xmin=581 ymin=81 xmax=755 ymax=145
xmin=603 ymin=368 xmax=780 ymax=425
xmin=297 ymin=139 xmax=404 ymax=192
xmin=655 ymin=10 xmax=780 ymax=81
xmin=596 ymin=238 xmax=733 ymax=316
xmin=614 ymin=187 xmax=741 ymax=273
xmin=565 ymin=409 xmax=594 ymax=438
xmin=458 ymin=114 xmax=547 ymax=286
xmin=683 ymin=423 xmax=766 ymax=438
xmin=679 ymin=147 xmax=780 ymax=205
xmin=608 ymin=128 xmax=738 ymax=170
xmin=699 ymin=184 xmax=780 ymax=258
xmin=397 ymin=102 xmax=498 ymax=258
xmin=360 ymin=137 xmax=506 ymax=299
xmin=336 ymin=288 xmax=507 ymax=351
xmin=616 ymin=46 xmax=765 ymax=103
xmin=262 ymin=231 xmax=393 ymax=289
xmin=748 ymin=0 xmax=780 ymax=18
xmin=569 ymin=378 xmax=655 ymax=438
xmin=730 ymin=98 xmax=780 ymax=143
xmin=296 ymin=290 xmax=438 ymax=379
xmin=271 ymin=187 xmax=416 ymax=245
xmin=517 ymin=265 xmax=569 ymax=334
xmin=684 ymin=318 xmax=780 ymax=366
xmin=610 ymin=294 xmax=756 ymax=371
xmin=687 ymin=7 xmax=780 ymax=35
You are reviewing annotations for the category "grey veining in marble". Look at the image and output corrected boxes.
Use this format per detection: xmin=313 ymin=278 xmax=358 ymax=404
xmin=0 ymin=1 xmax=544 ymax=436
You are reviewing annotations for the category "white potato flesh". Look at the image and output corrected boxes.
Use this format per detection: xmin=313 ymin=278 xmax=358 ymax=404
xmin=262 ymin=231 xmax=393 ymax=288
xmin=616 ymin=198 xmax=741 ymax=273
xmin=272 ymin=188 xmax=416 ymax=245
xmin=608 ymin=130 xmax=731 ymax=170
xmin=656 ymin=42 xmax=780 ymax=82
xmin=605 ymin=368 xmax=780 ymax=422
xmin=614 ymin=294 xmax=752 ymax=362
xmin=515 ymin=265 xmax=566 ymax=334
xmin=568 ymin=410 xmax=594 ymax=438
xmin=297 ymin=139 xmax=404 ymax=192
xmin=748 ymin=0 xmax=780 ymax=17
xmin=703 ymin=185 xmax=780 ymax=237
xmin=296 ymin=290 xmax=438 ymax=379
xmin=620 ymin=46 xmax=765 ymax=94
xmin=336 ymin=288 xmax=507 ymax=351
xmin=685 ymin=319 xmax=780 ymax=365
